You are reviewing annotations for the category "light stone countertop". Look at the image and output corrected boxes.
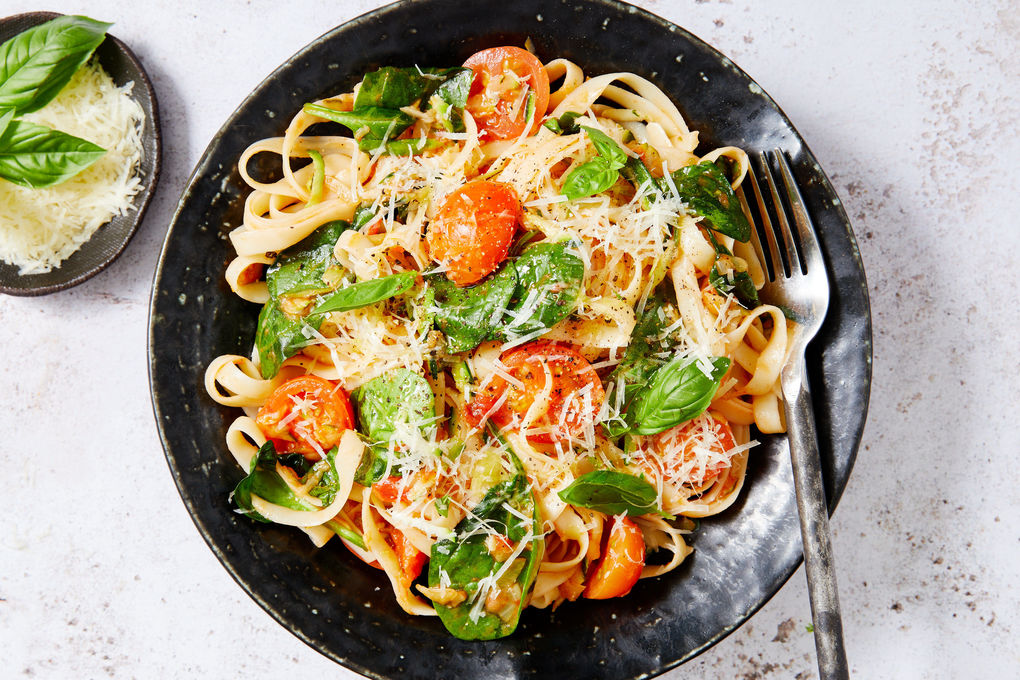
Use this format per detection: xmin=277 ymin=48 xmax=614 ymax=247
xmin=1 ymin=1 xmax=1017 ymax=678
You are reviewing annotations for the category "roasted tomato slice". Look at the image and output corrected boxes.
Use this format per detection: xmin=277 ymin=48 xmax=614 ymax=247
xmin=427 ymin=179 xmax=520 ymax=286
xmin=466 ymin=340 xmax=605 ymax=443
xmin=255 ymin=375 xmax=355 ymax=460
xmin=583 ymin=515 xmax=646 ymax=599
xmin=648 ymin=413 xmax=737 ymax=487
xmin=463 ymin=46 xmax=550 ymax=140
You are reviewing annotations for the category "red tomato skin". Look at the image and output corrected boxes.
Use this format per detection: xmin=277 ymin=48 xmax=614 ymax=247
xmin=427 ymin=180 xmax=520 ymax=286
xmin=463 ymin=46 xmax=550 ymax=140
xmin=465 ymin=340 xmax=605 ymax=443
xmin=392 ymin=528 xmax=428 ymax=585
xmin=583 ymin=516 xmax=646 ymax=600
xmin=255 ymin=375 xmax=355 ymax=460
xmin=652 ymin=414 xmax=736 ymax=487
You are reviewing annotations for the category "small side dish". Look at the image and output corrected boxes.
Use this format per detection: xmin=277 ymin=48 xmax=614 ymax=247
xmin=0 ymin=15 xmax=146 ymax=275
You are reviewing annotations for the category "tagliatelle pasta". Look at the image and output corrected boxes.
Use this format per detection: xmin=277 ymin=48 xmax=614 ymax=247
xmin=204 ymin=46 xmax=791 ymax=640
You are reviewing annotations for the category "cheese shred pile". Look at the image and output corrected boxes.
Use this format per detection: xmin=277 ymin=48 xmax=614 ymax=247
xmin=0 ymin=60 xmax=145 ymax=274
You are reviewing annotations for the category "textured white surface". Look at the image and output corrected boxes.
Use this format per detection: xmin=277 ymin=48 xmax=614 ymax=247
xmin=1 ymin=1 xmax=1018 ymax=678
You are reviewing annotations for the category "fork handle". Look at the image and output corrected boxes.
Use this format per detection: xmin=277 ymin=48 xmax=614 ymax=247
xmin=783 ymin=356 xmax=850 ymax=680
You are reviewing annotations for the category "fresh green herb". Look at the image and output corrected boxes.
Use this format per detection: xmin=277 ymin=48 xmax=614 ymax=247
xmin=558 ymin=470 xmax=664 ymax=517
xmin=709 ymin=259 xmax=759 ymax=308
xmin=0 ymin=109 xmax=14 ymax=138
xmin=498 ymin=240 xmax=584 ymax=341
xmin=312 ymin=272 xmax=416 ymax=314
xmin=352 ymin=368 xmax=436 ymax=485
xmin=620 ymin=155 xmax=660 ymax=208
xmin=0 ymin=119 xmax=106 ymax=188
xmin=306 ymin=149 xmax=324 ymax=205
xmin=351 ymin=204 xmax=377 ymax=229
xmin=376 ymin=137 xmax=443 ymax=156
xmin=542 ymin=111 xmax=581 ymax=135
xmin=0 ymin=16 xmax=111 ymax=115
xmin=667 ymin=161 xmax=751 ymax=241
xmin=303 ymin=103 xmax=414 ymax=148
xmin=434 ymin=494 xmax=451 ymax=517
xmin=431 ymin=263 xmax=518 ymax=353
xmin=561 ymin=126 xmax=628 ymax=200
xmin=232 ymin=441 xmax=366 ymax=549
xmin=805 ymin=623 xmax=815 ymax=633
xmin=628 ymin=355 xmax=731 ymax=436
xmin=429 ymin=471 xmax=542 ymax=640
xmin=354 ymin=66 xmax=469 ymax=109
xmin=254 ymin=300 xmax=323 ymax=380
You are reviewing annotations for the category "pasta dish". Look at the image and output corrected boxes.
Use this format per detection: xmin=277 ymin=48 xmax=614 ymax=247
xmin=204 ymin=46 xmax=791 ymax=640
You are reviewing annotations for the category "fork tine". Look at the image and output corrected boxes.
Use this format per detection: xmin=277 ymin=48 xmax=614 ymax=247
xmin=745 ymin=156 xmax=784 ymax=281
xmin=759 ymin=151 xmax=800 ymax=276
xmin=773 ymin=150 xmax=822 ymax=275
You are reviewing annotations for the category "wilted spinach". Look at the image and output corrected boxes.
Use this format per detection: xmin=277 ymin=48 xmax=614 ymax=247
xmin=431 ymin=262 xmax=518 ymax=353
xmin=667 ymin=161 xmax=751 ymax=242
xmin=498 ymin=240 xmax=584 ymax=341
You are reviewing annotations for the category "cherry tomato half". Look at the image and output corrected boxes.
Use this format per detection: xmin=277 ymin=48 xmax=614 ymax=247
xmin=463 ymin=46 xmax=550 ymax=140
xmin=255 ymin=375 xmax=355 ymax=460
xmin=466 ymin=340 xmax=605 ymax=443
xmin=650 ymin=413 xmax=737 ymax=487
xmin=583 ymin=515 xmax=645 ymax=599
xmin=427 ymin=179 xmax=520 ymax=286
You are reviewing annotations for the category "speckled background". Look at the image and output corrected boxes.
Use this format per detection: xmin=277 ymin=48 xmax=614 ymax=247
xmin=1 ymin=1 xmax=1017 ymax=679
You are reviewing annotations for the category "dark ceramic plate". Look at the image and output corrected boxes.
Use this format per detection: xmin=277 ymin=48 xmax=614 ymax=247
xmin=149 ymin=1 xmax=871 ymax=678
xmin=0 ymin=11 xmax=161 ymax=296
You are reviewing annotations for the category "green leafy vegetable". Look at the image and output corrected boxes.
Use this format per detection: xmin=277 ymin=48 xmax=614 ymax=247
xmin=0 ymin=119 xmax=105 ymax=188
xmin=709 ymin=260 xmax=759 ymax=308
xmin=0 ymin=15 xmax=111 ymax=115
xmin=499 ymin=240 xmax=584 ymax=341
xmin=542 ymin=111 xmax=581 ymax=135
xmin=268 ymin=220 xmax=350 ymax=298
xmin=303 ymin=103 xmax=414 ymax=149
xmin=0 ymin=109 xmax=14 ymax=138
xmin=561 ymin=126 xmax=627 ymax=200
xmin=668 ymin=161 xmax=751 ymax=241
xmin=354 ymin=66 xmax=468 ymax=109
xmin=431 ymin=263 xmax=518 ymax=353
xmin=558 ymin=470 xmax=662 ymax=516
xmin=620 ymin=155 xmax=661 ymax=208
xmin=254 ymin=300 xmax=323 ymax=380
xmin=312 ymin=271 xmax=416 ymax=314
xmin=352 ymin=368 xmax=436 ymax=485
xmin=231 ymin=441 xmax=366 ymax=549
xmin=428 ymin=463 xmax=542 ymax=640
xmin=628 ymin=355 xmax=731 ymax=436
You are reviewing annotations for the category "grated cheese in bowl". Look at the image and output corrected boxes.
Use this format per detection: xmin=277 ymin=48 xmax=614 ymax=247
xmin=0 ymin=59 xmax=145 ymax=274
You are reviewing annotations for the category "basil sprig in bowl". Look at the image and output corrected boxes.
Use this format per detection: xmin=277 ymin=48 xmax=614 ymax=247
xmin=0 ymin=12 xmax=161 ymax=296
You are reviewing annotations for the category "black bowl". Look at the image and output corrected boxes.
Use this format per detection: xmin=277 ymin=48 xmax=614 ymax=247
xmin=149 ymin=1 xmax=871 ymax=678
xmin=0 ymin=11 xmax=161 ymax=296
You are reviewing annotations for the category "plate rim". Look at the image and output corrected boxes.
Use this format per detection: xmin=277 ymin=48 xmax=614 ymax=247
xmin=148 ymin=1 xmax=872 ymax=677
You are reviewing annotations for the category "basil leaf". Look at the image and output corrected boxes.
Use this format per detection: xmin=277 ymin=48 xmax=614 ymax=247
xmin=581 ymin=126 xmax=627 ymax=169
xmin=604 ymin=292 xmax=672 ymax=427
xmin=431 ymin=263 xmax=518 ymax=353
xmin=628 ymin=355 xmax=730 ymax=436
xmin=499 ymin=240 xmax=584 ymax=341
xmin=542 ymin=111 xmax=581 ymax=135
xmin=558 ymin=470 xmax=660 ymax=516
xmin=312 ymin=272 xmax=416 ymax=314
xmin=0 ymin=119 xmax=105 ymax=188
xmin=0 ymin=15 xmax=111 ymax=115
xmin=668 ymin=161 xmax=751 ymax=242
xmin=303 ymin=103 xmax=413 ymax=143
xmin=561 ymin=156 xmax=619 ymax=200
xmin=0 ymin=109 xmax=14 ymax=138
xmin=435 ymin=68 xmax=474 ymax=109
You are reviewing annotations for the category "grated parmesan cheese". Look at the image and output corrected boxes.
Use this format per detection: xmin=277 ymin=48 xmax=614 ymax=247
xmin=0 ymin=60 xmax=145 ymax=274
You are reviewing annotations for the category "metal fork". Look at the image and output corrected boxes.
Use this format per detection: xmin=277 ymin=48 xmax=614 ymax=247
xmin=740 ymin=150 xmax=850 ymax=680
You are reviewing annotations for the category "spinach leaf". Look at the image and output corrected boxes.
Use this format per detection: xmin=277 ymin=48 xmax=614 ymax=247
xmin=558 ymin=470 xmax=661 ymax=516
xmin=232 ymin=441 xmax=366 ymax=548
xmin=433 ymin=68 xmax=474 ymax=133
xmin=620 ymin=155 xmax=662 ymax=209
xmin=498 ymin=240 xmax=584 ymax=341
xmin=709 ymin=260 xmax=759 ymax=308
xmin=668 ymin=161 xmax=751 ymax=242
xmin=542 ymin=111 xmax=581 ymax=135
xmin=0 ymin=119 xmax=105 ymax=188
xmin=355 ymin=66 xmax=468 ymax=109
xmin=375 ymin=137 xmax=443 ymax=156
xmin=560 ymin=126 xmax=627 ymax=200
xmin=0 ymin=15 xmax=111 ymax=115
xmin=312 ymin=272 xmax=416 ymax=314
xmin=428 ymin=468 xmax=542 ymax=640
xmin=628 ymin=355 xmax=731 ymax=436
xmin=303 ymin=103 xmax=414 ymax=145
xmin=256 ymin=220 xmax=351 ymax=378
xmin=431 ymin=263 xmax=518 ymax=353
xmin=352 ymin=368 xmax=436 ymax=485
